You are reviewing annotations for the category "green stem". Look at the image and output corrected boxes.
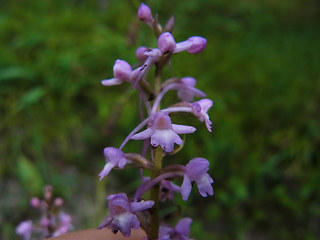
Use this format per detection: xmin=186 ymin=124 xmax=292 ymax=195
xmin=154 ymin=65 xmax=162 ymax=94
xmin=148 ymin=146 xmax=163 ymax=240
xmin=148 ymin=64 xmax=163 ymax=240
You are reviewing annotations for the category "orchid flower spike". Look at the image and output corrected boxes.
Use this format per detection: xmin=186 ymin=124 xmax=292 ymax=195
xmin=191 ymin=99 xmax=213 ymax=132
xmin=98 ymin=193 xmax=154 ymax=237
xmin=101 ymin=59 xmax=133 ymax=86
xmin=159 ymin=218 xmax=193 ymax=240
xmin=181 ymin=158 xmax=214 ymax=201
xmin=131 ymin=111 xmax=196 ymax=152
xmin=99 ymin=147 xmax=128 ymax=180
xmin=177 ymin=77 xmax=206 ymax=102
xmin=174 ymin=36 xmax=207 ymax=54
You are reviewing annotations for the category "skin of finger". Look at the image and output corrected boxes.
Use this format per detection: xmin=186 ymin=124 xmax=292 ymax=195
xmin=47 ymin=228 xmax=147 ymax=240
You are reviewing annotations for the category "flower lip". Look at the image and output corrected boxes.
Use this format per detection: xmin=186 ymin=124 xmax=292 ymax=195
xmin=131 ymin=112 xmax=196 ymax=152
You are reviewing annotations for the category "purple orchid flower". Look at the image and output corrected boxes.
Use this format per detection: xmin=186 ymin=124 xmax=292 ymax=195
xmin=174 ymin=36 xmax=207 ymax=54
xmin=181 ymin=158 xmax=214 ymax=201
xmin=142 ymin=177 xmax=181 ymax=202
xmin=99 ymin=147 xmax=128 ymax=180
xmin=160 ymin=180 xmax=181 ymax=202
xmin=191 ymin=99 xmax=213 ymax=132
xmin=52 ymin=212 xmax=73 ymax=237
xmin=98 ymin=193 xmax=154 ymax=237
xmin=133 ymin=48 xmax=162 ymax=87
xmin=159 ymin=218 xmax=193 ymax=240
xmin=101 ymin=59 xmax=133 ymax=86
xmin=15 ymin=220 xmax=32 ymax=240
xmin=177 ymin=77 xmax=206 ymax=102
xmin=131 ymin=112 xmax=196 ymax=152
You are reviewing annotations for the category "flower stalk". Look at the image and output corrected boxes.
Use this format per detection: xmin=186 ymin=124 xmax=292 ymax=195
xmin=149 ymin=146 xmax=163 ymax=240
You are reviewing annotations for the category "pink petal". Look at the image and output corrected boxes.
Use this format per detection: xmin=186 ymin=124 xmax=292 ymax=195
xmin=98 ymin=162 xmax=115 ymax=181
xmin=130 ymin=200 xmax=154 ymax=212
xmin=172 ymin=124 xmax=196 ymax=134
xmin=131 ymin=128 xmax=153 ymax=140
xmin=101 ymin=78 xmax=123 ymax=86
xmin=175 ymin=218 xmax=192 ymax=237
xmin=195 ymin=173 xmax=214 ymax=197
xmin=181 ymin=174 xmax=192 ymax=201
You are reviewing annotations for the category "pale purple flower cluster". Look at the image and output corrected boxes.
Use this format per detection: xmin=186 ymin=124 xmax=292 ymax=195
xmin=98 ymin=3 xmax=214 ymax=239
xmin=15 ymin=185 xmax=72 ymax=240
xmin=98 ymin=193 xmax=154 ymax=237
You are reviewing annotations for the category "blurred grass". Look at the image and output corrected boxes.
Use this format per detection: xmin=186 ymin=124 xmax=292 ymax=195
xmin=0 ymin=0 xmax=319 ymax=239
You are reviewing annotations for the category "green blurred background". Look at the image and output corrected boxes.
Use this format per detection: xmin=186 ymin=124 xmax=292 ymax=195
xmin=1 ymin=0 xmax=319 ymax=239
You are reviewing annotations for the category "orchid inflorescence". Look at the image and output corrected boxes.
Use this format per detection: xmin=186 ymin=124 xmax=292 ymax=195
xmin=16 ymin=185 xmax=72 ymax=240
xmin=98 ymin=3 xmax=214 ymax=240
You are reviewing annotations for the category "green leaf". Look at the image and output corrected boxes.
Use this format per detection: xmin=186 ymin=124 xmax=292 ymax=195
xmin=16 ymin=155 xmax=43 ymax=193
xmin=0 ymin=67 xmax=34 ymax=82
xmin=17 ymin=87 xmax=45 ymax=110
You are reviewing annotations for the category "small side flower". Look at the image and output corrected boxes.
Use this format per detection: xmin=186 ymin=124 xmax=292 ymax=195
xmin=99 ymin=147 xmax=128 ymax=180
xmin=191 ymin=99 xmax=213 ymax=132
xmin=159 ymin=218 xmax=193 ymax=240
xmin=101 ymin=59 xmax=133 ymax=86
xmin=98 ymin=193 xmax=154 ymax=237
xmin=181 ymin=158 xmax=214 ymax=201
xmin=177 ymin=77 xmax=206 ymax=102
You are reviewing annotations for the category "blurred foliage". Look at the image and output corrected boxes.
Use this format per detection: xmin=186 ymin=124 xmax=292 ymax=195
xmin=0 ymin=0 xmax=319 ymax=239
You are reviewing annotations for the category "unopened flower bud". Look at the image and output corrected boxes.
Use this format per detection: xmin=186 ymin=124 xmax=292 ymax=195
xmin=44 ymin=185 xmax=53 ymax=201
xmin=54 ymin=197 xmax=64 ymax=207
xmin=113 ymin=60 xmax=132 ymax=80
xmin=138 ymin=3 xmax=153 ymax=23
xmin=187 ymin=36 xmax=207 ymax=54
xmin=157 ymin=32 xmax=176 ymax=54
xmin=40 ymin=217 xmax=50 ymax=227
xmin=30 ymin=197 xmax=40 ymax=208
xmin=136 ymin=46 xmax=148 ymax=62
xmin=164 ymin=16 xmax=175 ymax=33
xmin=181 ymin=77 xmax=196 ymax=87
